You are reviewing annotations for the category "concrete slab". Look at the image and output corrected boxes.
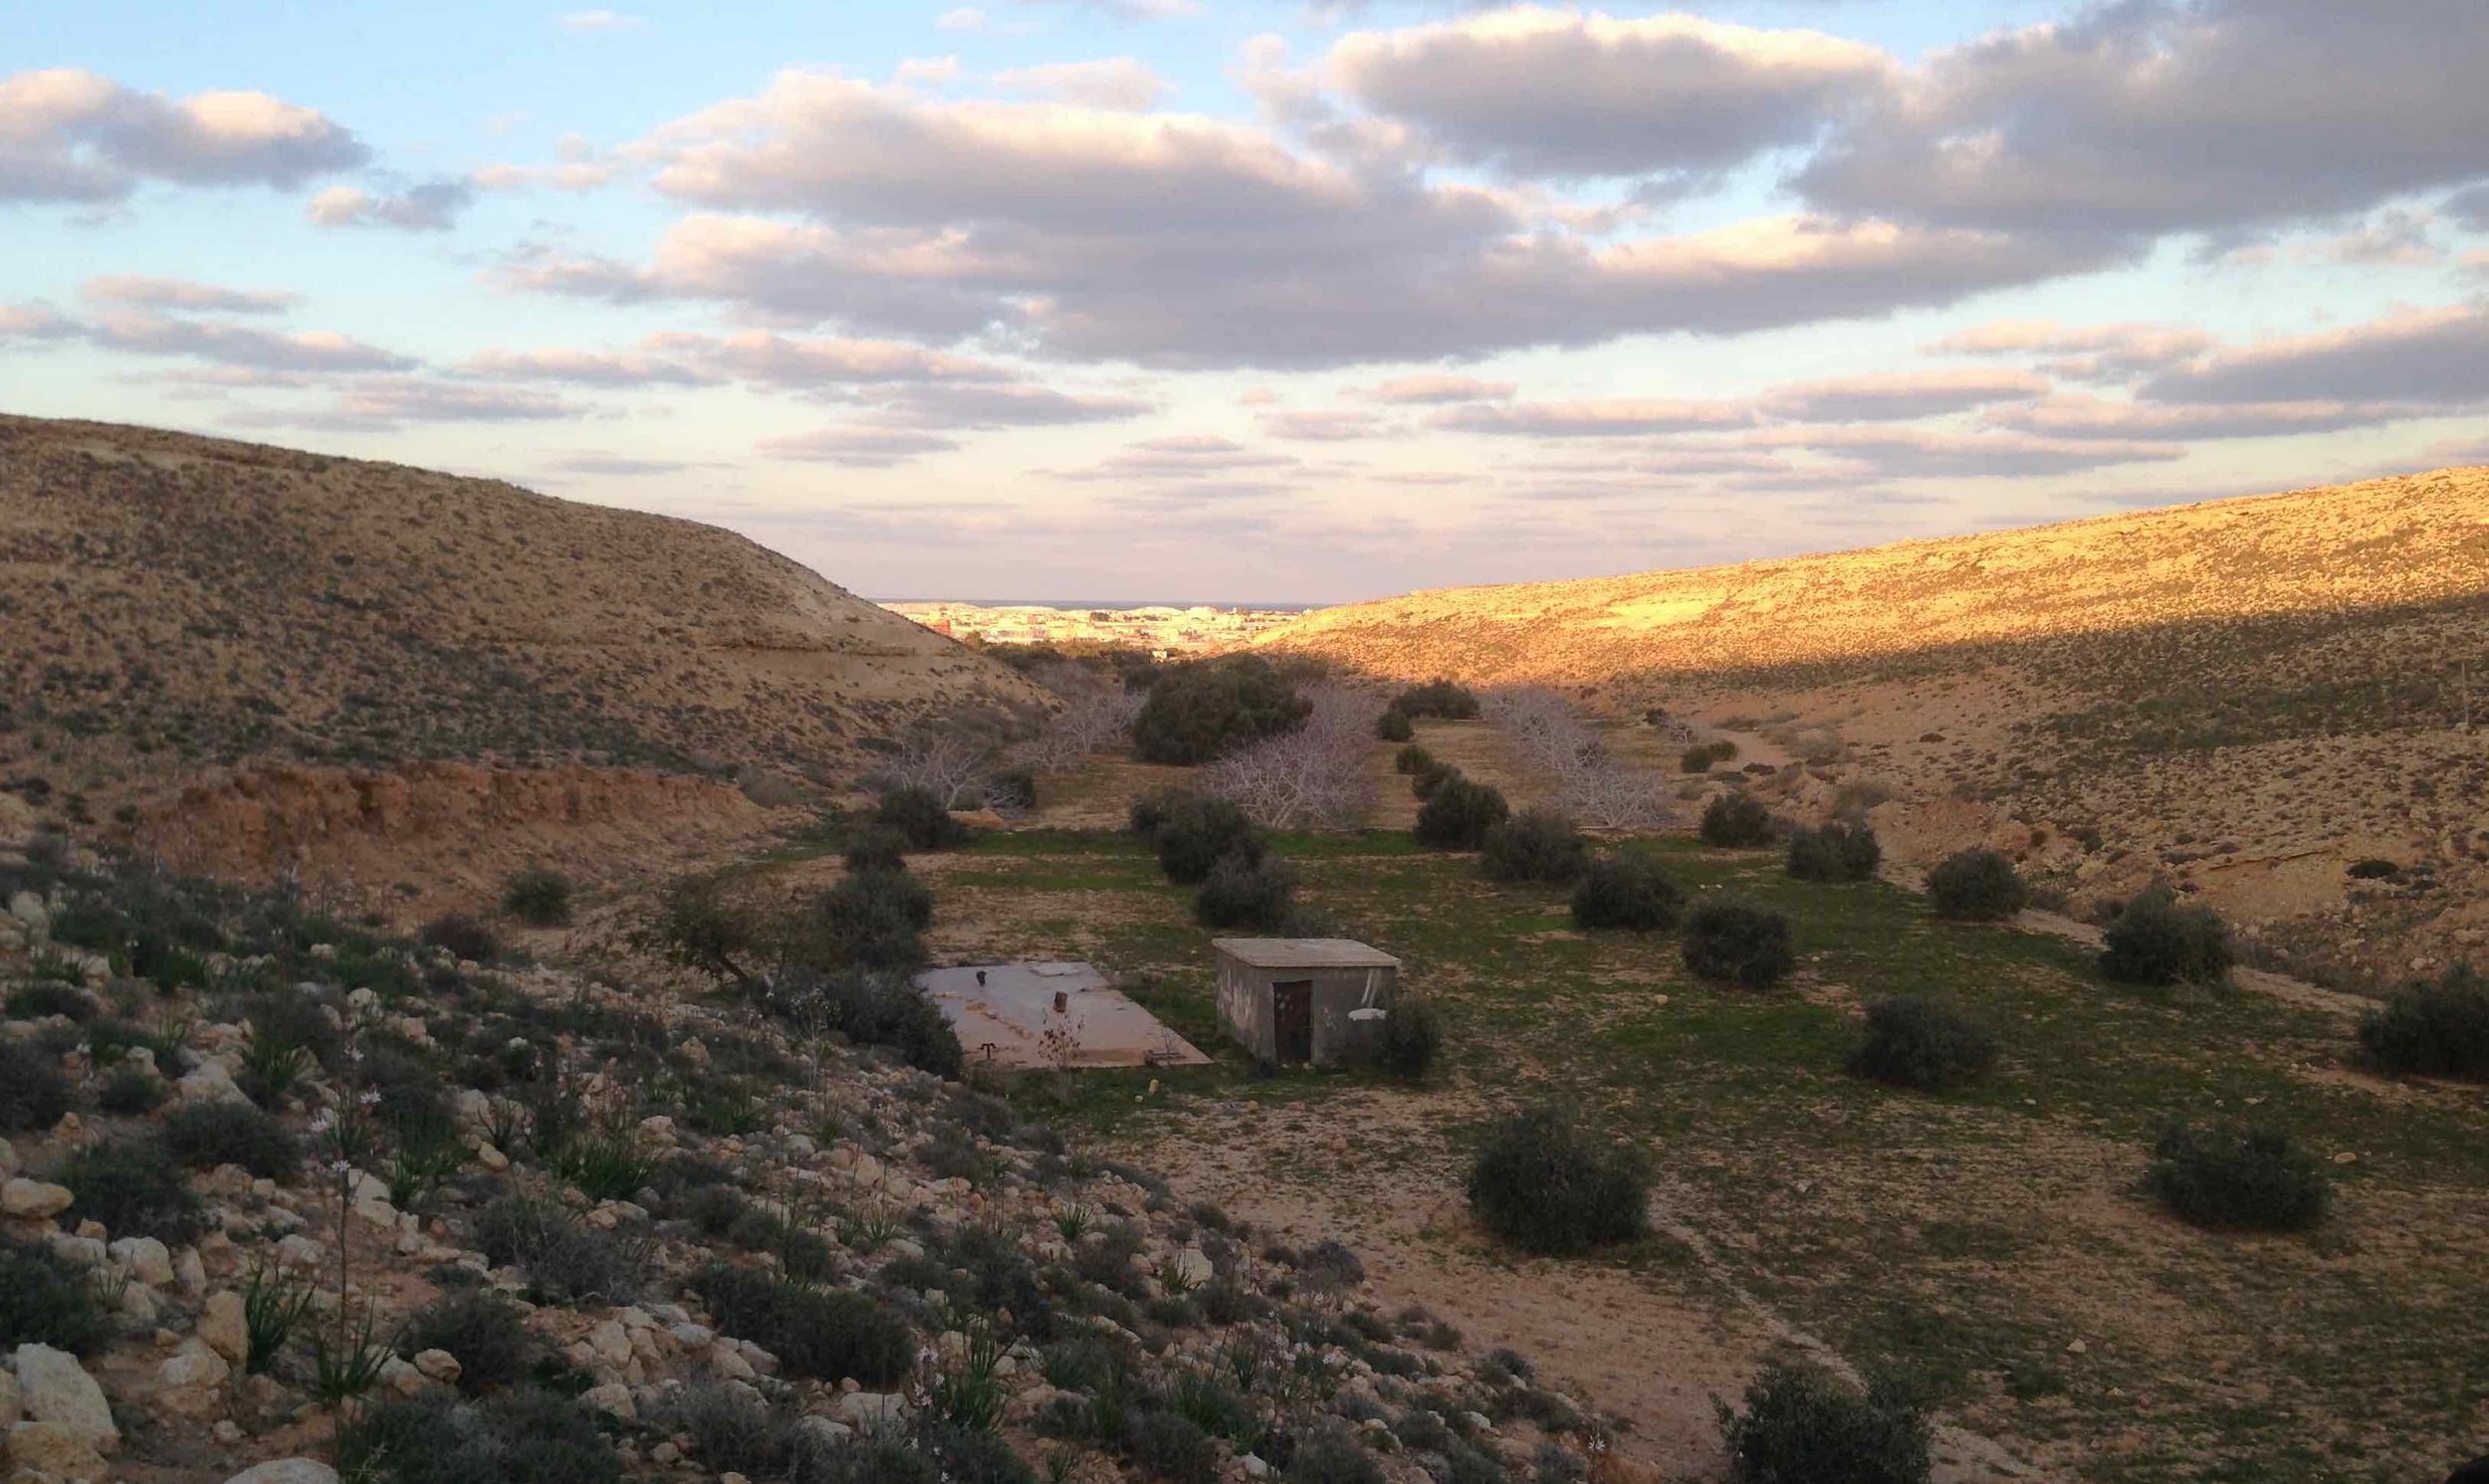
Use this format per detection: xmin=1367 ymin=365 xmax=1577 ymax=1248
xmin=916 ymin=961 xmax=1211 ymax=1070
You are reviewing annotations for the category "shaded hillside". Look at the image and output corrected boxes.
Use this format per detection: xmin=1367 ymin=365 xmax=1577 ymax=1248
xmin=0 ymin=414 xmax=1044 ymax=826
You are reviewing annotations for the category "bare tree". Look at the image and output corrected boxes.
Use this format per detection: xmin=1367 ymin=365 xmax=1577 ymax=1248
xmin=1202 ymin=685 xmax=1379 ymax=829
xmin=866 ymin=727 xmax=999 ymax=808
xmin=1482 ymin=686 xmax=1666 ymax=828
xmin=1007 ymin=662 xmax=1144 ymax=772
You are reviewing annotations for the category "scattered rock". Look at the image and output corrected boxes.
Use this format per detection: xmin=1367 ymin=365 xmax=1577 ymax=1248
xmin=221 ymin=1461 xmax=341 ymax=1484
xmin=1 ymin=1177 xmax=73 ymax=1219
xmin=11 ymin=1346 xmax=117 ymax=1453
xmin=5 ymin=1420 xmax=111 ymax=1482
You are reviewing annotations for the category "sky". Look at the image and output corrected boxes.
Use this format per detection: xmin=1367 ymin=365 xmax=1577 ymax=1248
xmin=4 ymin=1 xmax=2487 ymax=604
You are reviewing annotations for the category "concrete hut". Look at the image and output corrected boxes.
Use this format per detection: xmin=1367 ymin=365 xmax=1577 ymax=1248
xmin=1211 ymin=938 xmax=1401 ymax=1068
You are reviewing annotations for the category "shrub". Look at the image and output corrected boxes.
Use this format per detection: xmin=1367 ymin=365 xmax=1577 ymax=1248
xmin=1679 ymin=741 xmax=1736 ymax=773
xmin=0 ymin=1238 xmax=111 ymax=1353
xmin=1716 ymin=1362 xmax=1931 ymax=1484
xmin=765 ymin=970 xmax=964 ymax=1079
xmin=1480 ymin=810 xmax=1589 ymax=884
xmin=1152 ymin=794 xmax=1267 ymax=885
xmin=665 ymin=1382 xmax=792 ymax=1478
xmin=1415 ymin=777 xmax=1509 ymax=851
xmin=2358 ymin=963 xmax=2489 ymax=1079
xmin=399 ymin=1290 xmax=531 ymax=1393
xmin=1125 ymin=1410 xmax=1218 ymax=1484
xmin=636 ymin=874 xmax=765 ymax=981
xmin=1925 ymin=849 xmax=2028 ymax=922
xmin=97 ymin=1064 xmax=166 ymax=1116
xmin=874 ymin=785 xmax=975 ymax=850
xmin=688 ymin=1263 xmax=914 ymax=1384
xmin=842 ymin=828 xmax=913 ymax=876
xmin=1682 ymin=903 xmax=1795 ymax=988
xmin=160 ymin=1101 xmax=299 ymax=1178
xmin=338 ymin=1387 xmax=621 ymax=1484
xmin=2346 ymin=857 xmax=2401 ymax=881
xmin=473 ymin=1197 xmax=645 ymax=1305
xmin=1377 ymin=996 xmax=1441 ymax=1081
xmin=419 ymin=913 xmax=500 ymax=963
xmin=1846 ymin=998 xmax=1998 ymax=1092
xmin=1375 ymin=708 xmax=1415 ymax=742
xmin=1410 ymin=760 xmax=1462 ymax=801
xmin=61 ymin=1137 xmax=203 ymax=1241
xmin=1784 ymin=822 xmax=1881 ymax=883
xmin=2145 ymin=1121 xmax=2330 ymax=1231
xmin=0 ymin=1039 xmax=72 ymax=1132
xmin=1570 ymin=855 xmax=1684 ymax=932
xmin=1131 ymin=656 xmax=1311 ymax=765
xmin=7 ymin=982 xmax=97 ymax=1021
xmin=1289 ymin=1426 xmax=1388 ymax=1484
xmin=989 ymin=768 xmax=1038 ymax=812
xmin=789 ymin=871 xmax=935 ymax=973
xmin=1128 ymin=786 xmax=1185 ymax=841
xmin=1393 ymin=744 xmax=1435 ymax=776
xmin=1698 ymin=793 xmax=1776 ymax=848
xmin=1195 ymin=854 xmax=1298 ymax=932
xmin=1393 ymin=680 xmax=1481 ymax=721
xmin=1466 ymin=1105 xmax=1649 ymax=1255
xmin=2100 ymin=889 xmax=2233 ymax=986
xmin=502 ymin=870 xmax=573 ymax=928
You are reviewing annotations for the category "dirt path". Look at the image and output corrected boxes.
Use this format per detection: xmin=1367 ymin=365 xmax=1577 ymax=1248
xmin=2013 ymin=908 xmax=2379 ymax=1017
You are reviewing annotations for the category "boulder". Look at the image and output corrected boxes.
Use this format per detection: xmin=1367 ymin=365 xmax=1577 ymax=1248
xmin=1 ymin=1178 xmax=73 ymax=1219
xmin=199 ymin=1290 xmax=250 ymax=1366
xmin=109 ymin=1235 xmax=175 ymax=1287
xmin=412 ymin=1350 xmax=461 ymax=1385
xmin=5 ymin=1420 xmax=110 ymax=1482
xmin=222 ymin=1461 xmax=341 ymax=1484
xmin=178 ymin=1058 xmax=248 ymax=1105
xmin=11 ymin=1346 xmax=116 ymax=1452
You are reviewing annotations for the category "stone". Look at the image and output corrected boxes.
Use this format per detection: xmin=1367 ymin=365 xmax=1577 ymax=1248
xmin=155 ymin=1339 xmax=232 ymax=1417
xmin=221 ymin=1461 xmax=342 ymax=1484
xmin=45 ymin=1234 xmax=105 ymax=1268
xmin=201 ymin=1294 xmax=252 ymax=1364
xmin=474 ymin=1142 xmax=510 ymax=1171
xmin=275 ymin=1234 xmax=324 ymax=1270
xmin=0 ymin=1370 xmax=19 ymax=1424
xmin=836 ymin=1391 xmax=908 ymax=1430
xmin=582 ymin=1381 xmax=635 ymax=1421
xmin=1 ymin=1177 xmax=73 ymax=1219
xmin=174 ymin=1245 xmax=207 ymax=1294
xmin=109 ymin=1235 xmax=175 ymax=1286
xmin=12 ymin=1346 xmax=116 ymax=1452
xmin=794 ymin=1417 xmax=854 ymax=1448
xmin=707 ymin=1343 xmax=755 ymax=1381
xmin=6 ymin=1420 xmax=110 ymax=1482
xmin=669 ymin=1323 xmax=716 ymax=1350
xmin=178 ymin=1058 xmax=248 ymax=1105
xmin=1166 ymin=1246 xmax=1215 ymax=1288
xmin=0 ymin=1139 xmax=17 ymax=1177
xmin=380 ymin=1356 xmax=426 ymax=1398
xmin=413 ymin=1350 xmax=461 ymax=1384
xmin=588 ymin=1321 xmax=631 ymax=1367
xmin=1240 ymin=1454 xmax=1271 ymax=1479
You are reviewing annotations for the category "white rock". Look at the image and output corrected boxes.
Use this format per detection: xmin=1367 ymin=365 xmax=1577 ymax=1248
xmin=588 ymin=1321 xmax=631 ymax=1367
xmin=1240 ymin=1454 xmax=1271 ymax=1479
xmin=1 ymin=1177 xmax=73 ymax=1219
xmin=582 ymin=1381 xmax=635 ymax=1420
xmin=109 ymin=1236 xmax=175 ymax=1286
xmin=6 ymin=1420 xmax=110 ymax=1482
xmin=178 ymin=1058 xmax=248 ymax=1105
xmin=155 ymin=1339 xmax=231 ymax=1416
xmin=0 ymin=1370 xmax=18 ymax=1423
xmin=380 ymin=1356 xmax=426 ymax=1397
xmin=276 ymin=1234 xmax=325 ymax=1270
xmin=221 ymin=1459 xmax=341 ymax=1484
xmin=412 ymin=1349 xmax=462 ymax=1384
xmin=1167 ymin=1246 xmax=1214 ymax=1287
xmin=199 ymin=1291 xmax=250 ymax=1366
xmin=794 ymin=1417 xmax=853 ymax=1448
xmin=12 ymin=1345 xmax=117 ymax=1453
xmin=0 ymin=1139 xmax=17 ymax=1176
xmin=46 ymin=1234 xmax=105 ymax=1268
xmin=174 ymin=1245 xmax=207 ymax=1294
xmin=707 ymin=1343 xmax=755 ymax=1381
xmin=835 ymin=1391 xmax=909 ymax=1430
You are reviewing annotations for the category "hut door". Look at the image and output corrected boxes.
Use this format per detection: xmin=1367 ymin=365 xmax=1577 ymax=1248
xmin=1272 ymin=980 xmax=1314 ymax=1064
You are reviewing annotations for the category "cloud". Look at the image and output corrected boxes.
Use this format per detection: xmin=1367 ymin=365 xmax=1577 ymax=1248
xmin=1323 ymin=7 xmax=1892 ymax=181
xmin=456 ymin=345 xmax=720 ymax=386
xmin=548 ymin=453 xmax=694 ymax=476
xmin=993 ymin=59 xmax=1169 ymax=110
xmin=1013 ymin=0 xmax=1199 ymax=19
xmin=81 ymin=275 xmax=299 ymax=315
xmin=2303 ymin=208 xmax=2440 ymax=266
xmin=0 ymin=68 xmax=366 ymax=202
xmin=938 ymin=8 xmax=988 ymax=32
xmin=1742 ymin=425 xmax=2184 ymax=478
xmin=308 ymin=177 xmax=474 ymax=231
xmin=87 ymin=312 xmax=415 ymax=371
xmin=759 ymin=426 xmax=962 ymax=466
xmin=0 ymin=302 xmax=80 ymax=340
xmin=1053 ymin=433 xmax=1298 ymax=481
xmin=474 ymin=135 xmax=614 ymax=192
xmin=1984 ymin=392 xmax=2423 ymax=442
xmin=876 ymin=382 xmax=1155 ymax=427
xmin=559 ymin=10 xmax=643 ymax=31
xmin=1358 ymin=373 xmax=1513 ymax=404
xmin=1798 ymin=0 xmax=2489 ymax=239
xmin=1759 ymin=367 xmax=2049 ymax=421
xmin=2141 ymin=302 xmax=2489 ymax=407
xmin=896 ymin=57 xmax=962 ymax=87
xmin=1434 ymin=397 xmax=1753 ymax=436
xmin=1259 ymin=409 xmax=1388 ymax=440
xmin=1924 ymin=318 xmax=2214 ymax=380
xmin=2447 ymin=184 xmax=2489 ymax=232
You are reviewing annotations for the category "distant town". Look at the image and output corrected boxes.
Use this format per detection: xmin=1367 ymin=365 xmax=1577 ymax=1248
xmin=879 ymin=600 xmax=1311 ymax=656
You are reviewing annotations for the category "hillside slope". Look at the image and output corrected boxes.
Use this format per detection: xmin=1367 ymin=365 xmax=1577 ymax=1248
xmin=1263 ymin=467 xmax=2489 ymax=986
xmin=0 ymin=414 xmax=1044 ymax=833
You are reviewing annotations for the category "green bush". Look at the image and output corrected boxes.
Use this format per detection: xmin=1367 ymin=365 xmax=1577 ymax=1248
xmin=1124 ymin=1410 xmax=1218 ymax=1484
xmin=2359 ymin=963 xmax=2489 ymax=1079
xmin=1392 ymin=680 xmax=1481 ymax=721
xmin=1479 ymin=810 xmax=1589 ymax=885
xmin=842 ymin=828 xmax=913 ymax=876
xmin=1415 ymin=777 xmax=1510 ymax=851
xmin=1131 ymin=656 xmax=1310 ymax=765
xmin=1846 ymin=997 xmax=1998 ymax=1092
xmin=1392 ymin=744 xmax=1435 ymax=776
xmin=1785 ymin=822 xmax=1881 ymax=883
xmin=764 ymin=971 xmax=964 ymax=1079
xmin=1377 ymin=997 xmax=1441 ymax=1081
xmin=688 ymin=1262 xmax=914 ymax=1384
xmin=160 ymin=1101 xmax=299 ymax=1179
xmin=1127 ymin=786 xmax=1185 ymax=841
xmin=873 ymin=786 xmax=975 ymax=850
xmin=0 ymin=1039 xmax=72 ymax=1132
xmin=7 ymin=982 xmax=97 ymax=1021
xmin=635 ymin=874 xmax=765 ymax=982
xmin=2145 ymin=1121 xmax=2330 ymax=1231
xmin=61 ymin=1137 xmax=203 ymax=1241
xmin=419 ymin=913 xmax=500 ymax=963
xmin=1698 ymin=793 xmax=1776 ymax=848
xmin=1682 ymin=903 xmax=1795 ymax=988
xmin=473 ymin=1197 xmax=646 ymax=1305
xmin=1570 ymin=855 xmax=1685 ymax=932
xmin=1375 ymin=708 xmax=1415 ymax=742
xmin=2101 ymin=889 xmax=2233 ymax=986
xmin=501 ymin=870 xmax=573 ymax=928
xmin=338 ymin=1387 xmax=621 ymax=1484
xmin=399 ymin=1290 xmax=532 ymax=1394
xmin=989 ymin=768 xmax=1038 ymax=812
xmin=1194 ymin=854 xmax=1298 ymax=932
xmin=1716 ymin=1362 xmax=1930 ymax=1484
xmin=0 ymin=1238 xmax=111 ymax=1353
xmin=1925 ymin=849 xmax=2028 ymax=921
xmin=1411 ymin=760 xmax=1462 ymax=801
xmin=1679 ymin=741 xmax=1737 ymax=773
xmin=1466 ymin=1105 xmax=1649 ymax=1254
xmin=97 ymin=1064 xmax=167 ymax=1116
xmin=1151 ymin=794 xmax=1267 ymax=885
xmin=789 ymin=871 xmax=935 ymax=973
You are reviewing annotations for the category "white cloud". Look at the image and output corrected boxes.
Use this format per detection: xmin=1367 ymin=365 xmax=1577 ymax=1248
xmin=0 ymin=68 xmax=366 ymax=202
xmin=1759 ymin=367 xmax=2050 ymax=422
xmin=896 ymin=57 xmax=963 ymax=87
xmin=993 ymin=58 xmax=1169 ymax=110
xmin=308 ymin=177 xmax=474 ymax=231
xmin=81 ymin=276 xmax=299 ymax=315
xmin=760 ymin=427 xmax=962 ymax=466
xmin=0 ymin=302 xmax=81 ymax=340
xmin=1435 ymin=397 xmax=1752 ymax=437
xmin=559 ymin=10 xmax=643 ymax=32
xmin=2142 ymin=302 xmax=2489 ymax=408
xmin=1358 ymin=373 xmax=1514 ymax=404
xmin=937 ymin=8 xmax=989 ymax=32
xmin=87 ymin=312 xmax=415 ymax=372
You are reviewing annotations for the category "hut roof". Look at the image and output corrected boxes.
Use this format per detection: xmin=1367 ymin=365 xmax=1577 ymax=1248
xmin=1211 ymin=938 xmax=1401 ymax=970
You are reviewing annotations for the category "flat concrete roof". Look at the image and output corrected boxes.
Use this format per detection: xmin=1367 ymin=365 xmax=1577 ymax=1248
xmin=915 ymin=961 xmax=1210 ymax=1070
xmin=1212 ymin=938 xmax=1402 ymax=970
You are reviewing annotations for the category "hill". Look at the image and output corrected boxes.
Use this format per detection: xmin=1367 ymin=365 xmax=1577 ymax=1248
xmin=1261 ymin=466 xmax=2489 ymax=985
xmin=0 ymin=413 xmax=1044 ymax=889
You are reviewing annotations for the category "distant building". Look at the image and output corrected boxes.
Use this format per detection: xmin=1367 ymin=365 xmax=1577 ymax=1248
xmin=1212 ymin=938 xmax=1401 ymax=1068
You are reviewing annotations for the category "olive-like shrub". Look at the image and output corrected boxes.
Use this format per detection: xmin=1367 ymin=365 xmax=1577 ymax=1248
xmin=1784 ymin=822 xmax=1880 ymax=883
xmin=1698 ymin=793 xmax=1776 ymax=848
xmin=1681 ymin=902 xmax=1794 ymax=988
xmin=2100 ymin=889 xmax=2233 ymax=986
xmin=1479 ymin=810 xmax=1589 ymax=885
xmin=1925 ymin=849 xmax=2028 ymax=921
xmin=1415 ymin=777 xmax=1510 ymax=851
xmin=1845 ymin=997 xmax=1997 ymax=1092
xmin=1570 ymin=855 xmax=1685 ymax=932
xmin=1466 ymin=1105 xmax=1649 ymax=1254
